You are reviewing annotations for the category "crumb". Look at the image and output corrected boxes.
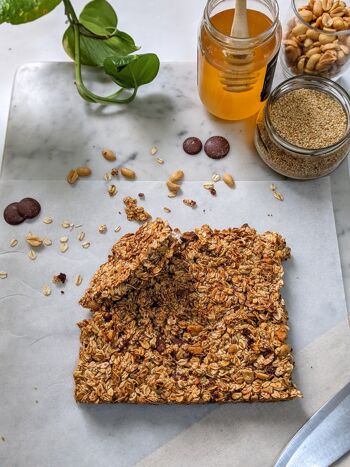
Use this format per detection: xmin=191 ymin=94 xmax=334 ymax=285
xmin=52 ymin=273 xmax=67 ymax=284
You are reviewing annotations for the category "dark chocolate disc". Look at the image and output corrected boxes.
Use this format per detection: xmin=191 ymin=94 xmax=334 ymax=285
xmin=204 ymin=136 xmax=230 ymax=159
xmin=17 ymin=198 xmax=41 ymax=219
xmin=183 ymin=137 xmax=203 ymax=155
xmin=3 ymin=202 xmax=25 ymax=225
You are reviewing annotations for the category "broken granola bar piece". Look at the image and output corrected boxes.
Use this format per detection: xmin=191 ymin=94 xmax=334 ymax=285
xmin=123 ymin=196 xmax=151 ymax=222
xmin=79 ymin=219 xmax=177 ymax=310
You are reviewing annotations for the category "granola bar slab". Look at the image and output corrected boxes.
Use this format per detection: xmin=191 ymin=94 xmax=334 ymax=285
xmin=75 ymin=222 xmax=301 ymax=403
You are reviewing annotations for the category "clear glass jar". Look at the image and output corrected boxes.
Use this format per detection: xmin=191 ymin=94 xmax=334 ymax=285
xmin=198 ymin=0 xmax=282 ymax=121
xmin=281 ymin=0 xmax=350 ymax=80
xmin=254 ymin=75 xmax=350 ymax=179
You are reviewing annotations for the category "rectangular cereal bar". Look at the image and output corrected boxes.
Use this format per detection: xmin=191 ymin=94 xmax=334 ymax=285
xmin=74 ymin=220 xmax=301 ymax=403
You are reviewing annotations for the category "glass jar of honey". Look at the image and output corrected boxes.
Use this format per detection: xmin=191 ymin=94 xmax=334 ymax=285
xmin=198 ymin=0 xmax=282 ymax=121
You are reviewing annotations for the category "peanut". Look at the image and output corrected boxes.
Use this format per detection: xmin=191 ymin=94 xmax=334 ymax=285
xmin=76 ymin=167 xmax=92 ymax=177
xmin=313 ymin=0 xmax=323 ymax=17
xmin=322 ymin=12 xmax=333 ymax=27
xmin=67 ymin=169 xmax=79 ymax=185
xmin=322 ymin=0 xmax=333 ymax=11
xmin=299 ymin=9 xmax=314 ymax=22
xmin=166 ymin=180 xmax=181 ymax=194
xmin=101 ymin=149 xmax=116 ymax=161
xmin=319 ymin=33 xmax=337 ymax=44
xmin=223 ymin=173 xmax=235 ymax=188
xmin=306 ymin=46 xmax=322 ymax=57
xmin=169 ymin=170 xmax=184 ymax=183
xmin=306 ymin=53 xmax=322 ymax=69
xmin=306 ymin=28 xmax=320 ymax=40
xmin=120 ymin=167 xmax=136 ymax=179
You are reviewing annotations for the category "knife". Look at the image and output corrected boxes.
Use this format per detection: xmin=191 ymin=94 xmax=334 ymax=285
xmin=275 ymin=381 xmax=350 ymax=467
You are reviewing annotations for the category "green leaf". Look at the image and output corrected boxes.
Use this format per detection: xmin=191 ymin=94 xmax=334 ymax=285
xmin=104 ymin=53 xmax=160 ymax=89
xmin=62 ymin=26 xmax=139 ymax=67
xmin=79 ymin=0 xmax=117 ymax=36
xmin=0 ymin=0 xmax=61 ymax=24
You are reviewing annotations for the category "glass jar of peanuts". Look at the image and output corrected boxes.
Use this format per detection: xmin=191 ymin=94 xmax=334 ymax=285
xmin=281 ymin=0 xmax=350 ymax=79
xmin=254 ymin=75 xmax=350 ymax=179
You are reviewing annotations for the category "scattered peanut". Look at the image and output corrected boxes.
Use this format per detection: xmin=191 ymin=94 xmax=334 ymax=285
xmin=223 ymin=173 xmax=235 ymax=188
xmin=166 ymin=180 xmax=181 ymax=194
xmin=120 ymin=167 xmax=136 ymax=179
xmin=76 ymin=167 xmax=92 ymax=177
xmin=102 ymin=149 xmax=116 ymax=161
xmin=67 ymin=169 xmax=79 ymax=185
xmin=169 ymin=170 xmax=184 ymax=183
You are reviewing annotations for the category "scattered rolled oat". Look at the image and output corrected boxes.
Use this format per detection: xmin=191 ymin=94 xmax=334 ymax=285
xmin=168 ymin=192 xmax=177 ymax=198
xmin=114 ymin=226 xmax=121 ymax=233
xmin=104 ymin=172 xmax=112 ymax=182
xmin=43 ymin=216 xmax=53 ymax=224
xmin=10 ymin=239 xmax=18 ymax=247
xmin=60 ymin=236 xmax=69 ymax=243
xmin=150 ymin=146 xmax=158 ymax=155
xmin=183 ymin=199 xmax=197 ymax=208
xmin=43 ymin=238 xmax=52 ymax=246
xmin=163 ymin=207 xmax=171 ymax=213
xmin=123 ymin=196 xmax=152 ymax=222
xmin=62 ymin=222 xmax=71 ymax=229
xmin=42 ymin=285 xmax=51 ymax=296
xmin=52 ymin=273 xmax=67 ymax=284
xmin=212 ymin=173 xmax=221 ymax=182
xmin=203 ymin=182 xmax=214 ymax=190
xmin=60 ymin=243 xmax=69 ymax=253
xmin=28 ymin=249 xmax=37 ymax=260
xmin=82 ymin=242 xmax=91 ymax=249
xmin=108 ymin=185 xmax=117 ymax=197
xmin=156 ymin=158 xmax=164 ymax=164
xmin=0 ymin=271 xmax=8 ymax=279
xmin=102 ymin=149 xmax=116 ymax=161
xmin=78 ymin=231 xmax=85 ymax=241
xmin=75 ymin=274 xmax=83 ymax=286
xmin=26 ymin=234 xmax=43 ymax=247
xmin=98 ymin=224 xmax=107 ymax=234
xmin=273 ymin=191 xmax=284 ymax=202
xmin=270 ymin=183 xmax=277 ymax=191
xmin=74 ymin=224 xmax=83 ymax=229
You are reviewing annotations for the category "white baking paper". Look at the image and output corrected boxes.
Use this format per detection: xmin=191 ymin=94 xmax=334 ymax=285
xmin=0 ymin=178 xmax=349 ymax=467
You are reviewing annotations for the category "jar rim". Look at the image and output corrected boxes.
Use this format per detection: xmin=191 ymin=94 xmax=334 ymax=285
xmin=292 ymin=0 xmax=350 ymax=36
xmin=203 ymin=0 xmax=280 ymax=48
xmin=264 ymin=75 xmax=350 ymax=156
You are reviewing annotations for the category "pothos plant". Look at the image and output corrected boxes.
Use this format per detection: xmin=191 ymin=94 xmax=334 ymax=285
xmin=0 ymin=0 xmax=160 ymax=104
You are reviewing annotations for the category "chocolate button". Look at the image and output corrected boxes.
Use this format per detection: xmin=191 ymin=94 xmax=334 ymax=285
xmin=204 ymin=136 xmax=230 ymax=159
xmin=183 ymin=137 xmax=203 ymax=155
xmin=3 ymin=202 xmax=25 ymax=225
xmin=17 ymin=198 xmax=41 ymax=219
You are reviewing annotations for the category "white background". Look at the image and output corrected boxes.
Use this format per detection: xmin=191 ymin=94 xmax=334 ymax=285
xmin=0 ymin=0 xmax=290 ymax=162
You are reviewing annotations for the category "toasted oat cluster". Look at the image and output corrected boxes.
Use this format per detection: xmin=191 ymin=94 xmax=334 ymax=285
xmin=74 ymin=219 xmax=301 ymax=404
xmin=123 ymin=196 xmax=152 ymax=222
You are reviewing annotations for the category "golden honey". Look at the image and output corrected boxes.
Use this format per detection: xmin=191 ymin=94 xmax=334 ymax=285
xmin=198 ymin=0 xmax=281 ymax=121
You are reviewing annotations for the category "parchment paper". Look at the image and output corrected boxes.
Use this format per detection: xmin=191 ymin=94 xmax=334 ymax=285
xmin=0 ymin=178 xmax=349 ymax=467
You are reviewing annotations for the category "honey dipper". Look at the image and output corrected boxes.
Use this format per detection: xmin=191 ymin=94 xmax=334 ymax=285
xmin=220 ymin=0 xmax=258 ymax=93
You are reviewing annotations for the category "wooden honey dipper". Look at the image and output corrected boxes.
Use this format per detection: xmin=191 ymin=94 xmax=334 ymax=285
xmin=220 ymin=0 xmax=258 ymax=93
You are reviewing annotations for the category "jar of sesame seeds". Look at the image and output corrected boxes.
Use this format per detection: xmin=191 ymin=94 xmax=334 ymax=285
xmin=254 ymin=75 xmax=350 ymax=179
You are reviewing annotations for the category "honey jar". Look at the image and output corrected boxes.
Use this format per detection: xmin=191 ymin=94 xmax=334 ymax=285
xmin=198 ymin=0 xmax=282 ymax=121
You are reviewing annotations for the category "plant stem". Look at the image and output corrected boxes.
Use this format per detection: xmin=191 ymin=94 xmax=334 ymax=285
xmin=72 ymin=23 xmax=137 ymax=104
